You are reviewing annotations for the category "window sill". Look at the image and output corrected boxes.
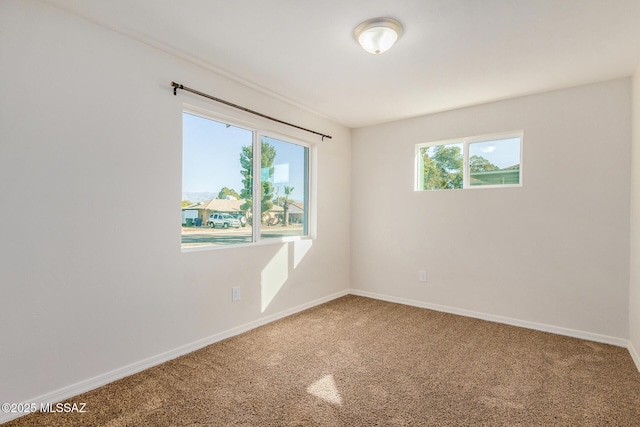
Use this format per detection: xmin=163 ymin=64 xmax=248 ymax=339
xmin=181 ymin=234 xmax=313 ymax=253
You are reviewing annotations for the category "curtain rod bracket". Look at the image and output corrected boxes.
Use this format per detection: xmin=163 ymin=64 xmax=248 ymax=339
xmin=171 ymin=81 xmax=184 ymax=96
xmin=170 ymin=81 xmax=332 ymax=141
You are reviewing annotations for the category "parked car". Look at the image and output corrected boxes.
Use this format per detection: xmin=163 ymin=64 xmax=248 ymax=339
xmin=207 ymin=213 xmax=241 ymax=229
xmin=231 ymin=214 xmax=247 ymax=227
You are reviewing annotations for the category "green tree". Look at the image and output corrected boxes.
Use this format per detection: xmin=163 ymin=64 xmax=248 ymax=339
xmin=282 ymin=185 xmax=294 ymax=226
xmin=422 ymin=145 xmax=463 ymax=190
xmin=239 ymin=140 xmax=276 ymax=221
xmin=181 ymin=200 xmax=194 ymax=208
xmin=470 ymin=155 xmax=499 ymax=172
xmin=239 ymin=145 xmax=253 ymax=209
xmin=217 ymin=187 xmax=240 ymax=200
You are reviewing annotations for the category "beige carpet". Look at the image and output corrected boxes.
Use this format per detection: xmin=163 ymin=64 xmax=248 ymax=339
xmin=6 ymin=295 xmax=640 ymax=426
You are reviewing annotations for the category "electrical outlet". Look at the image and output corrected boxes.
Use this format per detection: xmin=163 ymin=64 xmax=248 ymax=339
xmin=232 ymin=286 xmax=241 ymax=302
xmin=419 ymin=271 xmax=427 ymax=282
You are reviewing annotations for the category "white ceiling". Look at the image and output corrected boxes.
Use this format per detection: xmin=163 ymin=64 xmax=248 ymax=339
xmin=43 ymin=0 xmax=640 ymax=128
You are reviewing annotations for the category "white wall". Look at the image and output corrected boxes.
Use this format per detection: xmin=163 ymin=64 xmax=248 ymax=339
xmin=351 ymin=79 xmax=631 ymax=341
xmin=630 ymin=64 xmax=640 ymax=367
xmin=0 ymin=0 xmax=350 ymax=409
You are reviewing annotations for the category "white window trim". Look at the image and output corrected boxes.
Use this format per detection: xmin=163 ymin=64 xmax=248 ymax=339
xmin=181 ymin=105 xmax=315 ymax=252
xmin=415 ymin=130 xmax=523 ymax=191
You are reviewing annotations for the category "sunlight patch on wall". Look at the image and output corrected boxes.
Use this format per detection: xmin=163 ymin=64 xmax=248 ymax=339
xmin=307 ymin=374 xmax=342 ymax=406
xmin=293 ymin=239 xmax=312 ymax=269
xmin=261 ymin=244 xmax=289 ymax=313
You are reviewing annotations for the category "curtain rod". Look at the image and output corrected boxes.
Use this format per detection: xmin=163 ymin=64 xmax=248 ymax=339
xmin=171 ymin=82 xmax=332 ymax=141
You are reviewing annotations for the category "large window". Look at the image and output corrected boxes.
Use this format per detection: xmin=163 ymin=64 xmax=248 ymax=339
xmin=182 ymin=111 xmax=310 ymax=249
xmin=416 ymin=132 xmax=522 ymax=191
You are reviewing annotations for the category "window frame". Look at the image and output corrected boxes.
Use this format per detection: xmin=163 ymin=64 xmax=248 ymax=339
xmin=182 ymin=105 xmax=314 ymax=252
xmin=415 ymin=131 xmax=523 ymax=191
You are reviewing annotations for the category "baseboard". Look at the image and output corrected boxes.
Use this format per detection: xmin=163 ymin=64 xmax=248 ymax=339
xmin=0 ymin=289 xmax=349 ymax=425
xmin=629 ymin=340 xmax=640 ymax=373
xmin=349 ymin=289 xmax=629 ymax=348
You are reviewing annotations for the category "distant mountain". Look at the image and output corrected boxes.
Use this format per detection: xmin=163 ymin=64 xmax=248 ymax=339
xmin=182 ymin=192 xmax=217 ymax=203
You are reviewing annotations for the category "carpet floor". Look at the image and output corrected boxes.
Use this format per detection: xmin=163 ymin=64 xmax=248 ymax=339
xmin=5 ymin=295 xmax=640 ymax=426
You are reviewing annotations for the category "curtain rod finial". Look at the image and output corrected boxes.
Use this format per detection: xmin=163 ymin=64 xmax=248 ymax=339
xmin=171 ymin=81 xmax=182 ymax=96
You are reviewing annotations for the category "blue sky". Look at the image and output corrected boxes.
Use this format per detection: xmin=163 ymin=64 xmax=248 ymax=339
xmin=469 ymin=137 xmax=521 ymax=169
xmin=182 ymin=113 xmax=306 ymax=202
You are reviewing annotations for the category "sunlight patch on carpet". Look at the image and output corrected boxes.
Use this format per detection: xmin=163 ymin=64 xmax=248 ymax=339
xmin=307 ymin=374 xmax=343 ymax=405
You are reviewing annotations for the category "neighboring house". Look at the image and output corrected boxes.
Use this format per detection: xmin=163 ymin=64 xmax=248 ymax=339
xmin=287 ymin=202 xmax=305 ymax=224
xmin=265 ymin=202 xmax=304 ymax=225
xmin=469 ymin=165 xmax=520 ymax=186
xmin=182 ymin=198 xmax=246 ymax=225
xmin=183 ymin=200 xmax=302 ymax=226
xmin=264 ymin=204 xmax=283 ymax=226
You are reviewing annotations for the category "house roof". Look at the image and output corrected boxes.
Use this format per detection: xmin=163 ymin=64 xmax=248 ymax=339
xmin=183 ymin=199 xmax=246 ymax=213
xmin=289 ymin=202 xmax=304 ymax=214
xmin=184 ymin=199 xmax=303 ymax=214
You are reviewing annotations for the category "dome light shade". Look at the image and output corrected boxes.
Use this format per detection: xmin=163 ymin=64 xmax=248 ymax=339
xmin=354 ymin=18 xmax=403 ymax=54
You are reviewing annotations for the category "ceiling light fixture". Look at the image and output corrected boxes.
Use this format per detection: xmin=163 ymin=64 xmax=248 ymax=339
xmin=354 ymin=17 xmax=403 ymax=55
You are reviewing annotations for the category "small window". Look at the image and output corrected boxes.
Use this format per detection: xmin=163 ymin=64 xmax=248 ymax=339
xmin=416 ymin=132 xmax=522 ymax=191
xmin=182 ymin=111 xmax=311 ymax=249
